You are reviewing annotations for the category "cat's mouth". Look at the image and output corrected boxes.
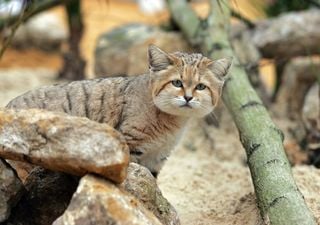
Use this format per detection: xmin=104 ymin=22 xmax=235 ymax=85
xmin=180 ymin=103 xmax=192 ymax=108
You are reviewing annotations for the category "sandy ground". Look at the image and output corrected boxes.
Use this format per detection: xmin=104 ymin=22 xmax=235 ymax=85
xmin=0 ymin=69 xmax=319 ymax=225
xmin=159 ymin=115 xmax=320 ymax=225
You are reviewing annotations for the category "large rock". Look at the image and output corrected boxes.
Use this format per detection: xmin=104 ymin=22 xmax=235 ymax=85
xmin=94 ymin=23 xmax=193 ymax=77
xmin=276 ymin=57 xmax=319 ymax=120
xmin=5 ymin=167 xmax=79 ymax=225
xmin=302 ymin=83 xmax=320 ymax=146
xmin=0 ymin=158 xmax=24 ymax=223
xmin=0 ymin=109 xmax=129 ymax=183
xmin=53 ymin=174 xmax=163 ymax=225
xmin=121 ymin=163 xmax=180 ymax=225
xmin=10 ymin=11 xmax=68 ymax=51
xmin=251 ymin=9 xmax=320 ymax=58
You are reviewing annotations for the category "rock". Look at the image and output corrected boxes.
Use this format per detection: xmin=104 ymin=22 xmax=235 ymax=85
xmin=276 ymin=57 xmax=319 ymax=120
xmin=94 ymin=23 xmax=193 ymax=77
xmin=283 ymin=140 xmax=308 ymax=165
xmin=5 ymin=167 xmax=79 ymax=225
xmin=121 ymin=163 xmax=180 ymax=225
xmin=251 ymin=9 xmax=320 ymax=58
xmin=0 ymin=109 xmax=129 ymax=183
xmin=5 ymin=160 xmax=35 ymax=182
xmin=10 ymin=11 xmax=68 ymax=51
xmin=0 ymin=158 xmax=24 ymax=223
xmin=302 ymin=83 xmax=320 ymax=150
xmin=53 ymin=174 xmax=163 ymax=225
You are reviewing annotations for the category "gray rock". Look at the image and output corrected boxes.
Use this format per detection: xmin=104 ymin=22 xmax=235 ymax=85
xmin=251 ymin=9 xmax=320 ymax=58
xmin=276 ymin=57 xmax=319 ymax=120
xmin=94 ymin=23 xmax=193 ymax=77
xmin=53 ymin=174 xmax=163 ymax=225
xmin=5 ymin=167 xmax=79 ymax=225
xmin=0 ymin=109 xmax=129 ymax=183
xmin=10 ymin=12 xmax=68 ymax=51
xmin=0 ymin=158 xmax=24 ymax=222
xmin=303 ymin=84 xmax=320 ymax=150
xmin=121 ymin=163 xmax=180 ymax=225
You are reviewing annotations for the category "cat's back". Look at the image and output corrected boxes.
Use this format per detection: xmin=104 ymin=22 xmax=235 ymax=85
xmin=6 ymin=76 xmax=135 ymax=123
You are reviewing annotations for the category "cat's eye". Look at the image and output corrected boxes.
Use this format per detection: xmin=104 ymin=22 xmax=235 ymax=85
xmin=172 ymin=80 xmax=183 ymax=88
xmin=195 ymin=83 xmax=206 ymax=90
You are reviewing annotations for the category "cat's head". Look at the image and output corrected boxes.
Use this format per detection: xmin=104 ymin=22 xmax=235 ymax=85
xmin=148 ymin=45 xmax=232 ymax=117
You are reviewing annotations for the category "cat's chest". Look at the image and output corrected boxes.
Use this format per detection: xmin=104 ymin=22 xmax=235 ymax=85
xmin=134 ymin=124 xmax=185 ymax=171
xmin=141 ymin=129 xmax=181 ymax=153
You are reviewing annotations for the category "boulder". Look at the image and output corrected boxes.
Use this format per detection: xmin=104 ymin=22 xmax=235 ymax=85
xmin=121 ymin=163 xmax=180 ymax=225
xmin=10 ymin=11 xmax=68 ymax=51
xmin=276 ymin=57 xmax=319 ymax=120
xmin=5 ymin=167 xmax=79 ymax=225
xmin=0 ymin=109 xmax=129 ymax=183
xmin=251 ymin=9 xmax=320 ymax=58
xmin=0 ymin=158 xmax=24 ymax=222
xmin=302 ymin=83 xmax=320 ymax=149
xmin=94 ymin=23 xmax=193 ymax=77
xmin=53 ymin=174 xmax=162 ymax=225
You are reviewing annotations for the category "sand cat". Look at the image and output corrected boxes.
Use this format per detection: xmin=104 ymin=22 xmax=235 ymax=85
xmin=7 ymin=45 xmax=232 ymax=177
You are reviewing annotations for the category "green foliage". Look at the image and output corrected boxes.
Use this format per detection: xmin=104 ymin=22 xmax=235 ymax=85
xmin=265 ymin=0 xmax=311 ymax=17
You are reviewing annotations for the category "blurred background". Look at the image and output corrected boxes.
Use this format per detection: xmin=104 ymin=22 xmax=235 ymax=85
xmin=0 ymin=1 xmax=319 ymax=224
xmin=1 ymin=0 xmax=270 ymax=88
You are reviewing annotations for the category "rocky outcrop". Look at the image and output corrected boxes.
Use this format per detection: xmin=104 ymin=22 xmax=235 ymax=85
xmin=122 ymin=163 xmax=180 ymax=225
xmin=0 ymin=109 xmax=180 ymax=224
xmin=53 ymin=174 xmax=163 ymax=225
xmin=0 ymin=159 xmax=24 ymax=223
xmin=5 ymin=167 xmax=79 ymax=225
xmin=94 ymin=23 xmax=193 ymax=77
xmin=0 ymin=109 xmax=129 ymax=183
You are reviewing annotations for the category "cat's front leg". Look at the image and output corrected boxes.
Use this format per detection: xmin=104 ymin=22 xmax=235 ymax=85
xmin=129 ymin=148 xmax=165 ymax=178
xmin=129 ymin=149 xmax=144 ymax=163
xmin=140 ymin=153 xmax=168 ymax=178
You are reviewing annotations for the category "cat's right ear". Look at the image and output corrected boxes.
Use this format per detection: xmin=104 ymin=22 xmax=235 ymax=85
xmin=148 ymin=45 xmax=173 ymax=72
xmin=209 ymin=57 xmax=233 ymax=80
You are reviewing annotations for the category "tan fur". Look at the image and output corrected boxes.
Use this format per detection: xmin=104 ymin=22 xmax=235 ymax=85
xmin=6 ymin=45 xmax=232 ymax=176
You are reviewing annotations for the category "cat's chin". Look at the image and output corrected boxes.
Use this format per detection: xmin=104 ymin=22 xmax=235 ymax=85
xmin=156 ymin=106 xmax=212 ymax=118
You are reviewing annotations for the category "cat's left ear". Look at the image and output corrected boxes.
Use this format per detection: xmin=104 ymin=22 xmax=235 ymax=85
xmin=148 ymin=45 xmax=176 ymax=72
xmin=205 ymin=57 xmax=233 ymax=80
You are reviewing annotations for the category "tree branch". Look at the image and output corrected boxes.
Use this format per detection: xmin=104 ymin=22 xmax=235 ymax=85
xmin=166 ymin=0 xmax=201 ymax=45
xmin=167 ymin=0 xmax=317 ymax=224
xmin=231 ymin=9 xmax=255 ymax=28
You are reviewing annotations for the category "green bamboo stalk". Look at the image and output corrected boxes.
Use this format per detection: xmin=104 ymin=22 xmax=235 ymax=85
xmin=167 ymin=0 xmax=317 ymax=224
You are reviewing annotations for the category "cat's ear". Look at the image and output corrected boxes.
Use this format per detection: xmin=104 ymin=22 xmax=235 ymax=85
xmin=205 ymin=57 xmax=233 ymax=80
xmin=148 ymin=45 xmax=173 ymax=72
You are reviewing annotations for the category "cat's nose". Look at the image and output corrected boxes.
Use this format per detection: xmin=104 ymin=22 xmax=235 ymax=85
xmin=184 ymin=96 xmax=193 ymax=102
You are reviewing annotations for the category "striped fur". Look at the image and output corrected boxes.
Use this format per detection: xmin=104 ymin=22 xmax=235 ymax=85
xmin=6 ymin=45 xmax=232 ymax=176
